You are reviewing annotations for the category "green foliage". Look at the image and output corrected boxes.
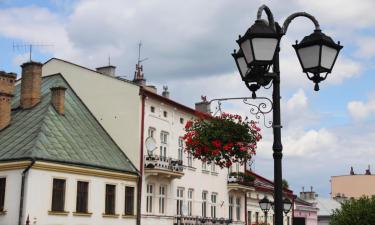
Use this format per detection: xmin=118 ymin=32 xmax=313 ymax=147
xmin=282 ymin=179 xmax=289 ymax=189
xmin=330 ymin=196 xmax=375 ymax=225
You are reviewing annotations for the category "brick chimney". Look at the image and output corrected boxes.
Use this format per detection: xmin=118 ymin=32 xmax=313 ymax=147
xmin=0 ymin=71 xmax=16 ymax=130
xmin=20 ymin=62 xmax=42 ymax=109
xmin=96 ymin=65 xmax=116 ymax=77
xmin=50 ymin=86 xmax=67 ymax=115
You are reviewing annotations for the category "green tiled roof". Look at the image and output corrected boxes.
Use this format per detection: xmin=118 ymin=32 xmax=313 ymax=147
xmin=0 ymin=74 xmax=138 ymax=175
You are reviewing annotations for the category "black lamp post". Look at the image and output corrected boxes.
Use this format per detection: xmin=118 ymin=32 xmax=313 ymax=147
xmin=259 ymin=196 xmax=272 ymax=224
xmin=233 ymin=5 xmax=342 ymax=225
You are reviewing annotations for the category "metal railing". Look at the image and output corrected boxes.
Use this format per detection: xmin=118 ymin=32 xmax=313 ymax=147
xmin=144 ymin=155 xmax=184 ymax=173
xmin=174 ymin=216 xmax=232 ymax=225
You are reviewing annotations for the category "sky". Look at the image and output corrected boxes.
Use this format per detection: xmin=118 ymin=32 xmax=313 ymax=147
xmin=0 ymin=0 xmax=374 ymax=197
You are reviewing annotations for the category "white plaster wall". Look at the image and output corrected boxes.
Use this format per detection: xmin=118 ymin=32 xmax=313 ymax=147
xmin=42 ymin=59 xmax=142 ymax=169
xmin=141 ymin=98 xmax=247 ymax=225
xmin=22 ymin=168 xmax=137 ymax=225
xmin=0 ymin=169 xmax=23 ymax=225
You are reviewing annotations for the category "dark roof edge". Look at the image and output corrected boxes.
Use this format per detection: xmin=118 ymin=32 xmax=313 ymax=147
xmin=247 ymin=170 xmax=293 ymax=194
xmin=0 ymin=158 xmax=139 ymax=176
xmin=141 ymin=87 xmax=198 ymax=115
xmin=41 ymin=74 xmax=140 ymax=175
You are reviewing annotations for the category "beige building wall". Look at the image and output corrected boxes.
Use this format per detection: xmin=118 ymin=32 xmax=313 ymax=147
xmin=42 ymin=59 xmax=142 ymax=169
xmin=331 ymin=175 xmax=375 ymax=198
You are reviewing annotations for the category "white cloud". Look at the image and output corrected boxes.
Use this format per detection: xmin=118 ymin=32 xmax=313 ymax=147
xmin=347 ymin=93 xmax=375 ymax=121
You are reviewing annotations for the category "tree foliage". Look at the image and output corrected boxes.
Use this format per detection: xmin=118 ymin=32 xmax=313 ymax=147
xmin=330 ymin=196 xmax=375 ymax=225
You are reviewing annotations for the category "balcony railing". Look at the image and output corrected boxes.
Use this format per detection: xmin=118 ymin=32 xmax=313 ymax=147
xmin=174 ymin=216 xmax=232 ymax=225
xmin=144 ymin=155 xmax=184 ymax=179
xmin=227 ymin=173 xmax=255 ymax=192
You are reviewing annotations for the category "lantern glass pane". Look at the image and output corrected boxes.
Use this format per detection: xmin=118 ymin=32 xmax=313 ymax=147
xmin=321 ymin=45 xmax=338 ymax=70
xmin=252 ymin=38 xmax=278 ymax=61
xmin=240 ymin=39 xmax=253 ymax=64
xmin=298 ymin=45 xmax=320 ymax=69
xmin=259 ymin=202 xmax=268 ymax=211
xmin=283 ymin=202 xmax=292 ymax=212
xmin=238 ymin=57 xmax=248 ymax=78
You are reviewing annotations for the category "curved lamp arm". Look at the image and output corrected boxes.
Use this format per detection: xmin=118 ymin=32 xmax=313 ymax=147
xmin=256 ymin=4 xmax=276 ymax=29
xmin=282 ymin=12 xmax=320 ymax=34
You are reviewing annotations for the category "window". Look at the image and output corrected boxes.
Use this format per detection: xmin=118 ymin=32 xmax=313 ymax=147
xmin=105 ymin=184 xmax=116 ymax=215
xmin=228 ymin=196 xmax=233 ymax=220
xmin=146 ymin=184 xmax=154 ymax=213
xmin=287 ymin=216 xmax=290 ymax=225
xmin=236 ymin=197 xmax=241 ymax=221
xmin=177 ymin=188 xmax=184 ymax=215
xmin=211 ymin=193 xmax=217 ymax=218
xmin=211 ymin=163 xmax=216 ymax=173
xmin=159 ymin=186 xmax=166 ymax=214
xmin=0 ymin=178 xmax=5 ymax=212
xmin=188 ymin=189 xmax=193 ymax=216
xmin=51 ymin=179 xmax=66 ymax=212
xmin=255 ymin=212 xmax=259 ymax=224
xmin=76 ymin=181 xmax=89 ymax=213
xmin=202 ymin=191 xmax=207 ymax=217
xmin=160 ymin=131 xmax=168 ymax=144
xmin=180 ymin=117 xmax=184 ymax=124
xmin=247 ymin=211 xmax=252 ymax=224
xmin=228 ymin=165 xmax=232 ymax=174
xmin=187 ymin=152 xmax=193 ymax=167
xmin=163 ymin=111 xmax=168 ymax=117
xmin=236 ymin=163 xmax=240 ymax=172
xmin=178 ymin=138 xmax=184 ymax=162
xmin=150 ymin=106 xmax=155 ymax=113
xmin=202 ymin=162 xmax=207 ymax=171
xmin=148 ymin=127 xmax=156 ymax=138
xmin=125 ymin=186 xmax=135 ymax=215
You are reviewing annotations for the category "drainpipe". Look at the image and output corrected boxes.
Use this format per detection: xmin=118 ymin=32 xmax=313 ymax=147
xmin=136 ymin=92 xmax=146 ymax=225
xmin=18 ymin=159 xmax=35 ymax=225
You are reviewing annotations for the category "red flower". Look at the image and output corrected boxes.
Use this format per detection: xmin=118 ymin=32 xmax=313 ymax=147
xmin=212 ymin=149 xmax=221 ymax=156
xmin=185 ymin=120 xmax=193 ymax=129
xmin=225 ymin=161 xmax=232 ymax=167
xmin=223 ymin=143 xmax=234 ymax=151
xmin=211 ymin=140 xmax=222 ymax=148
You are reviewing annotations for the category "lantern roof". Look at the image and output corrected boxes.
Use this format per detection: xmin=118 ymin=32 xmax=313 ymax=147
xmin=294 ymin=29 xmax=343 ymax=49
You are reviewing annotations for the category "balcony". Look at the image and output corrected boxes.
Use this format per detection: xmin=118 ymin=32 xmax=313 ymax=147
xmin=227 ymin=172 xmax=255 ymax=193
xmin=144 ymin=155 xmax=184 ymax=179
xmin=174 ymin=216 xmax=232 ymax=225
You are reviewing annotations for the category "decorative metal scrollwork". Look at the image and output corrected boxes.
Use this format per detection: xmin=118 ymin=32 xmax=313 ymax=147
xmin=209 ymin=96 xmax=274 ymax=128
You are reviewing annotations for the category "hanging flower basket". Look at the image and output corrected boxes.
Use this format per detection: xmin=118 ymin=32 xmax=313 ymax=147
xmin=183 ymin=112 xmax=262 ymax=168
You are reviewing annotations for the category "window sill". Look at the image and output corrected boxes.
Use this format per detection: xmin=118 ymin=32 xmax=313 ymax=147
xmin=122 ymin=214 xmax=136 ymax=219
xmin=187 ymin=166 xmax=196 ymax=171
xmin=202 ymin=170 xmax=210 ymax=174
xmin=48 ymin=211 xmax=69 ymax=216
xmin=102 ymin=213 xmax=120 ymax=218
xmin=0 ymin=211 xmax=7 ymax=216
xmin=73 ymin=212 xmax=92 ymax=217
xmin=211 ymin=171 xmax=219 ymax=176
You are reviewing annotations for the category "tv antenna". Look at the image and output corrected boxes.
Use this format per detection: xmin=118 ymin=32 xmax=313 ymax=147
xmin=137 ymin=41 xmax=149 ymax=65
xmin=12 ymin=42 xmax=53 ymax=62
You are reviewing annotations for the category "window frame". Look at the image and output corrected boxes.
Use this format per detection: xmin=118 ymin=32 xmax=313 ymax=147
xmin=75 ymin=180 xmax=89 ymax=213
xmin=125 ymin=186 xmax=135 ymax=216
xmin=104 ymin=184 xmax=117 ymax=215
xmin=0 ymin=177 xmax=6 ymax=212
xmin=187 ymin=189 xmax=194 ymax=216
xmin=202 ymin=191 xmax=208 ymax=217
xmin=51 ymin=178 xmax=67 ymax=212
xmin=146 ymin=183 xmax=154 ymax=213
xmin=176 ymin=187 xmax=184 ymax=216
xmin=159 ymin=185 xmax=166 ymax=214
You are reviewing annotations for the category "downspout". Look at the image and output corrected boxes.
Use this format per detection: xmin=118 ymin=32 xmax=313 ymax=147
xmin=18 ymin=159 xmax=35 ymax=225
xmin=136 ymin=92 xmax=146 ymax=225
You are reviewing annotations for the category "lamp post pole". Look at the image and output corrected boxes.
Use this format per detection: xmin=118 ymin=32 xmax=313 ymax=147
xmin=272 ymin=50 xmax=283 ymax=225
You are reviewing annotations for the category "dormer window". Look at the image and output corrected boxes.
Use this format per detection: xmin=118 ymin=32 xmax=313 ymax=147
xmin=163 ymin=111 xmax=167 ymax=118
xmin=180 ymin=117 xmax=184 ymax=124
xmin=150 ymin=106 xmax=155 ymax=113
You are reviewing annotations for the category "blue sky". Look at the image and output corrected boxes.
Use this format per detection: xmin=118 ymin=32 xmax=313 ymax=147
xmin=1 ymin=0 xmax=375 ymax=197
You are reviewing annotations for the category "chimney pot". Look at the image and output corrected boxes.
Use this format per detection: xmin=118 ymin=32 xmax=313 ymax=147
xmin=162 ymin=85 xmax=170 ymax=98
xmin=21 ymin=62 xmax=42 ymax=109
xmin=195 ymin=98 xmax=211 ymax=114
xmin=50 ymin=86 xmax=67 ymax=115
xmin=0 ymin=72 xmax=16 ymax=130
xmin=96 ymin=65 xmax=116 ymax=77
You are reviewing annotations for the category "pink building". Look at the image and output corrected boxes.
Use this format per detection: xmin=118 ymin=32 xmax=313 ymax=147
xmin=293 ymin=197 xmax=318 ymax=225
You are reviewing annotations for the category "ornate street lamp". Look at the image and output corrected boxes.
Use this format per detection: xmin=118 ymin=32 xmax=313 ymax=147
xmin=282 ymin=198 xmax=293 ymax=214
xmin=259 ymin=196 xmax=272 ymax=225
xmin=232 ymin=5 xmax=342 ymax=225
xmin=293 ymin=30 xmax=343 ymax=91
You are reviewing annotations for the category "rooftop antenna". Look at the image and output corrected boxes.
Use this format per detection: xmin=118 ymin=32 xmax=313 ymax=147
xmin=13 ymin=41 xmax=53 ymax=62
xmin=137 ymin=41 xmax=149 ymax=65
